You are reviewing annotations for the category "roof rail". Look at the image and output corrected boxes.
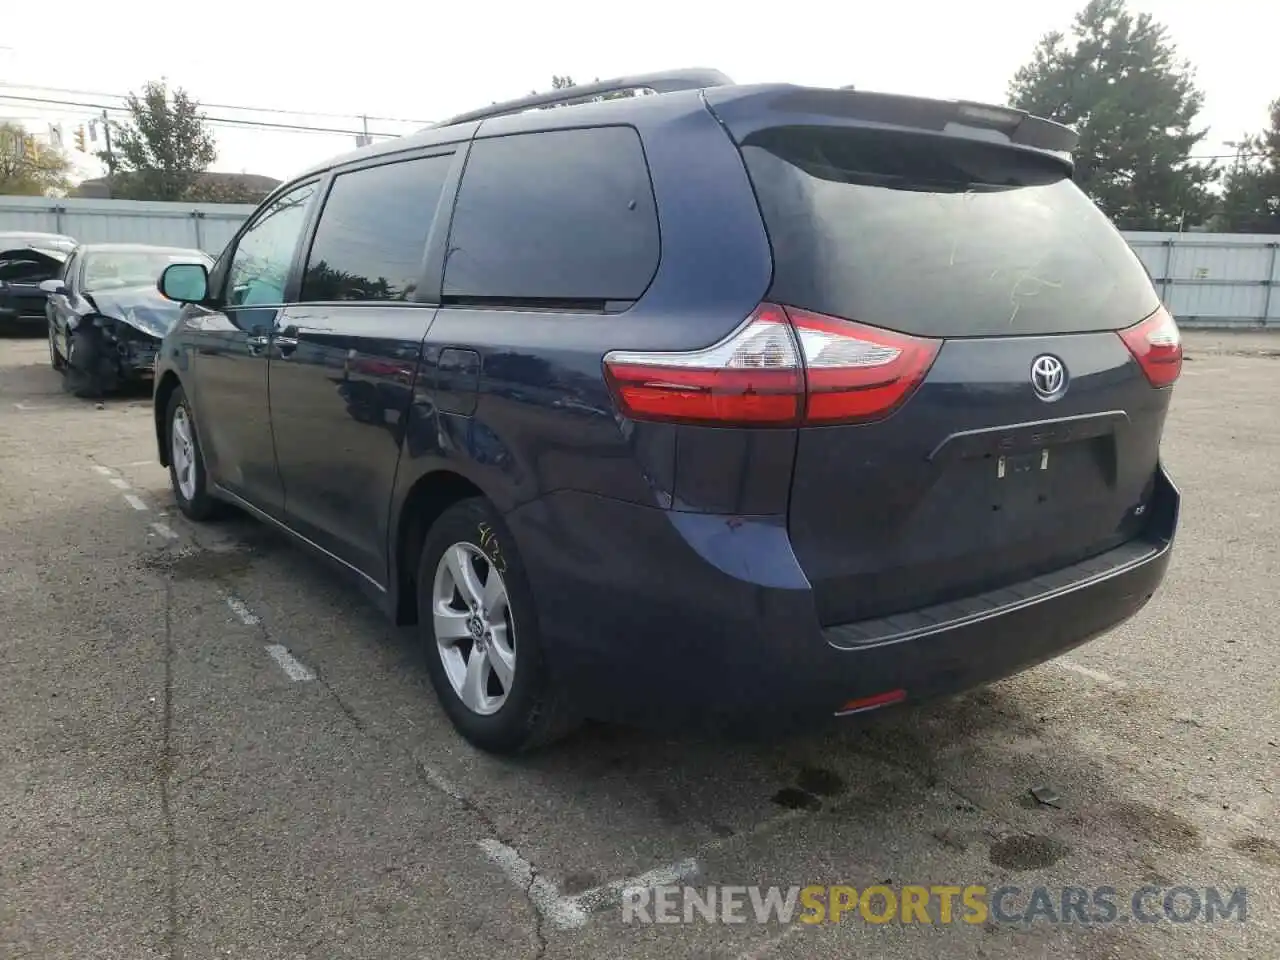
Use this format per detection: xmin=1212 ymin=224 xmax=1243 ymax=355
xmin=432 ymin=68 xmax=734 ymax=129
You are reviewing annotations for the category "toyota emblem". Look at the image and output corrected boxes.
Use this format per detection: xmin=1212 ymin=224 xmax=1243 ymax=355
xmin=1030 ymin=355 xmax=1067 ymax=401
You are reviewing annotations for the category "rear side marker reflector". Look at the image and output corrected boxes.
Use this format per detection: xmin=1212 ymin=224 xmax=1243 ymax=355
xmin=603 ymin=303 xmax=940 ymax=427
xmin=1119 ymin=304 xmax=1182 ymax=388
xmin=835 ymin=688 xmax=907 ymax=716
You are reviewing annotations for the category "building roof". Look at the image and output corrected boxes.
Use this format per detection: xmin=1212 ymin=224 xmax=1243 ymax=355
xmin=78 ymin=242 xmax=209 ymax=256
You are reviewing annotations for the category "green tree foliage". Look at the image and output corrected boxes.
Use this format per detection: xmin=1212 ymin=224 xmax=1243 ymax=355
xmin=1008 ymin=0 xmax=1216 ymax=230
xmin=0 ymin=122 xmax=72 ymax=196
xmin=100 ymin=80 xmax=217 ymax=201
xmin=1216 ymin=100 xmax=1280 ymax=233
xmin=183 ymin=176 xmax=274 ymax=205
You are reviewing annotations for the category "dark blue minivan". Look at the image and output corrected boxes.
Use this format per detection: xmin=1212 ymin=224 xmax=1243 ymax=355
xmin=153 ymin=70 xmax=1181 ymax=752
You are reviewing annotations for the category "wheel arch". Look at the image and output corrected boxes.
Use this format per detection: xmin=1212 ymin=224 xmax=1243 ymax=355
xmin=153 ymin=370 xmax=184 ymax=467
xmin=390 ymin=468 xmax=487 ymax=626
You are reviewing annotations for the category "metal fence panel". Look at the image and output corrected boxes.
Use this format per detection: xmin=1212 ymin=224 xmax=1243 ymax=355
xmin=0 ymin=195 xmax=257 ymax=257
xmin=1125 ymin=232 xmax=1279 ymax=328
xmin=3 ymin=197 xmax=1277 ymax=328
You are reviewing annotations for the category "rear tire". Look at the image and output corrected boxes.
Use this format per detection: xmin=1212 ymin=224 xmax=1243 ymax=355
xmin=166 ymin=385 xmax=220 ymax=521
xmin=417 ymin=497 xmax=578 ymax=753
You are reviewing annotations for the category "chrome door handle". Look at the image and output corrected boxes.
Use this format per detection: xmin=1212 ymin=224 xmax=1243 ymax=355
xmin=246 ymin=334 xmax=270 ymax=347
xmin=274 ymin=336 xmax=299 ymax=348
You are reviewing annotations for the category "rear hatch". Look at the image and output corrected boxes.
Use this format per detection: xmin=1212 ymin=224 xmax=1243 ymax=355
xmin=707 ymin=89 xmax=1180 ymax=626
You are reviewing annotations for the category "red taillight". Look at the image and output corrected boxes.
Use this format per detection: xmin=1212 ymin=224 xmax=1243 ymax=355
xmin=602 ymin=303 xmax=940 ymax=427
xmin=1119 ymin=305 xmax=1182 ymax=388
xmin=787 ymin=307 xmax=940 ymax=424
xmin=602 ymin=304 xmax=803 ymax=426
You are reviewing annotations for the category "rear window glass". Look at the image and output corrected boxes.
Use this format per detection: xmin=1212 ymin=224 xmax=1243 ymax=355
xmin=443 ymin=126 xmax=659 ymax=305
xmin=741 ymin=127 xmax=1159 ymax=338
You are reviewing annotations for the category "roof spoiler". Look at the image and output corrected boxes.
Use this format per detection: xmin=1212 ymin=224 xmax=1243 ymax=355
xmin=704 ymin=87 xmax=1078 ymax=163
xmin=952 ymin=101 xmax=1078 ymax=156
xmin=432 ymin=68 xmax=734 ymax=129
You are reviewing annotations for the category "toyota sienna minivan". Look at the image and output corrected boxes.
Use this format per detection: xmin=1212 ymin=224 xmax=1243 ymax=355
xmin=153 ymin=69 xmax=1181 ymax=752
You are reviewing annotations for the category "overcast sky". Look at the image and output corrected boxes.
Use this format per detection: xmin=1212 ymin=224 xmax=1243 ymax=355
xmin=1 ymin=0 xmax=1272 ymax=184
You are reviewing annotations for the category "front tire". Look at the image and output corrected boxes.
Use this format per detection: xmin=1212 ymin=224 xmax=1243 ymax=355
xmin=48 ymin=323 xmax=65 ymax=371
xmin=65 ymin=327 xmax=115 ymax=398
xmin=417 ymin=497 xmax=577 ymax=753
xmin=166 ymin=386 xmax=219 ymax=521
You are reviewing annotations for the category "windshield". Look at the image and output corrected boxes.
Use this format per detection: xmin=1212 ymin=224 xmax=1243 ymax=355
xmin=83 ymin=251 xmax=211 ymax=292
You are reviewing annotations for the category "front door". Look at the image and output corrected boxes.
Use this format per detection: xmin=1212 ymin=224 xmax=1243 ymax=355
xmin=191 ymin=181 xmax=319 ymax=516
xmin=268 ymin=152 xmax=456 ymax=583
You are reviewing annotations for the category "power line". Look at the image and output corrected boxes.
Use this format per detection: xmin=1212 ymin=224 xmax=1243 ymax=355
xmin=2 ymin=91 xmax=1267 ymax=160
xmin=0 ymin=82 xmax=433 ymax=126
xmin=0 ymin=94 xmax=410 ymax=138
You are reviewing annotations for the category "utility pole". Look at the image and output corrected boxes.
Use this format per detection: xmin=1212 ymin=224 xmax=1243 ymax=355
xmin=101 ymin=108 xmax=116 ymax=199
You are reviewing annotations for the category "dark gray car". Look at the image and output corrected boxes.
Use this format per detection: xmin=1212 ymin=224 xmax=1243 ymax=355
xmin=0 ymin=232 xmax=77 ymax=331
xmin=45 ymin=242 xmax=213 ymax=397
xmin=150 ymin=70 xmax=1182 ymax=753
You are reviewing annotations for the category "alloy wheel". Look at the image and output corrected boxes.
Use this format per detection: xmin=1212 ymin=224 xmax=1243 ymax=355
xmin=431 ymin=543 xmax=516 ymax=716
xmin=171 ymin=405 xmax=197 ymax=501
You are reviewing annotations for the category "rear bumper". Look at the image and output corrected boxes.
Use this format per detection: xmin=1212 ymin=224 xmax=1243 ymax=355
xmin=505 ymin=465 xmax=1178 ymax=735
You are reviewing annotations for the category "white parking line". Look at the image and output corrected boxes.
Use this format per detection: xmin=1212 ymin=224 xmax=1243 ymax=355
xmin=127 ymin=460 xmax=154 ymax=467
xmin=1052 ymin=656 xmax=1127 ymax=688
xmin=478 ymin=839 xmax=589 ymax=929
xmin=417 ymin=760 xmax=468 ymax=802
xmin=265 ymin=644 xmax=317 ymax=682
xmin=226 ymin=596 xmax=260 ymax=626
xmin=477 ymin=837 xmax=701 ymax=929
xmin=90 ymin=453 xmax=317 ymax=685
xmin=573 ymin=857 xmax=702 ymax=914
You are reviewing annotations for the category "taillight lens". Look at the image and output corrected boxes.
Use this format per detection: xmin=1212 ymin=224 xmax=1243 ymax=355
xmin=1119 ymin=305 xmax=1182 ymax=388
xmin=602 ymin=303 xmax=803 ymax=426
xmin=602 ymin=303 xmax=940 ymax=427
xmin=788 ymin=307 xmax=940 ymax=424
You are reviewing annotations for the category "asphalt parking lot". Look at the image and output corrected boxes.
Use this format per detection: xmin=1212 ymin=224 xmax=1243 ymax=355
xmin=1 ymin=331 xmax=1277 ymax=960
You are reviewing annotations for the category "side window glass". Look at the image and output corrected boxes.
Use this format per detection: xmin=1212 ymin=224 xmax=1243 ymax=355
xmin=300 ymin=154 xmax=452 ymax=303
xmin=443 ymin=127 xmax=660 ymax=303
xmin=226 ymin=182 xmax=317 ymax=307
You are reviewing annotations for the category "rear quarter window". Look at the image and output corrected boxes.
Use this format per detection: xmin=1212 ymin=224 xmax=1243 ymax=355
xmin=443 ymin=126 xmax=659 ymax=304
xmin=741 ymin=126 xmax=1159 ymax=338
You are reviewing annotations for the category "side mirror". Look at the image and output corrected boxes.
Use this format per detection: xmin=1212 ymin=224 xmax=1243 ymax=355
xmin=39 ymin=279 xmax=67 ymax=295
xmin=159 ymin=262 xmax=210 ymax=304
